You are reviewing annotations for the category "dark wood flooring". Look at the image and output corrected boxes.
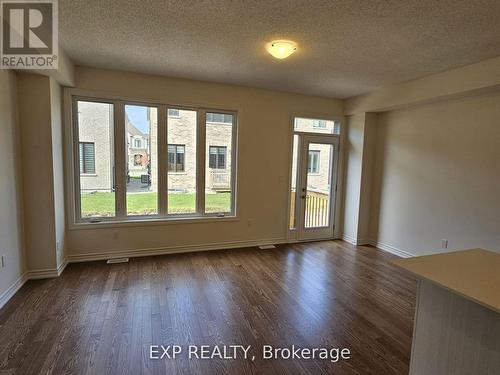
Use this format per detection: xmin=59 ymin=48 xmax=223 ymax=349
xmin=0 ymin=241 xmax=416 ymax=375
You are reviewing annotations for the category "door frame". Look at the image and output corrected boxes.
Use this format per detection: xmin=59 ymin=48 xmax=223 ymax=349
xmin=287 ymin=115 xmax=343 ymax=242
xmin=295 ymin=134 xmax=339 ymax=241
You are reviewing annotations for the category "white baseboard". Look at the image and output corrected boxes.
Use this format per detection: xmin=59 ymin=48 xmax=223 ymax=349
xmin=0 ymin=257 xmax=69 ymax=309
xmin=366 ymin=239 xmax=415 ymax=258
xmin=341 ymin=234 xmax=415 ymax=258
xmin=26 ymin=257 xmax=68 ymax=280
xmin=356 ymin=238 xmax=371 ymax=246
xmin=57 ymin=258 xmax=68 ymax=275
xmin=0 ymin=273 xmax=28 ymax=310
xmin=342 ymin=234 xmax=358 ymax=245
xmin=67 ymin=238 xmax=289 ymax=263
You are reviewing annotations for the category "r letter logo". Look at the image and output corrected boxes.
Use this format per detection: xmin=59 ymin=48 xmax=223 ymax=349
xmin=1 ymin=0 xmax=58 ymax=69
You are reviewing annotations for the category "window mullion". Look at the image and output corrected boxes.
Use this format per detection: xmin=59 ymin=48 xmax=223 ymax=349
xmin=114 ymin=101 xmax=126 ymax=219
xmin=158 ymin=105 xmax=167 ymax=216
xmin=196 ymin=109 xmax=206 ymax=215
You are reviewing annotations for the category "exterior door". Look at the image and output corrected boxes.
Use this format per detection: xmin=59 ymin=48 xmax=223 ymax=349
xmin=296 ymin=134 xmax=339 ymax=240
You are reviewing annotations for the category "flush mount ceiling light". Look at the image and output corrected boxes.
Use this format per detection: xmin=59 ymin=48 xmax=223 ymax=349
xmin=267 ymin=40 xmax=297 ymax=59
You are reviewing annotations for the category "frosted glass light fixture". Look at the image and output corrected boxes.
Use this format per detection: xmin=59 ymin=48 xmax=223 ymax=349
xmin=267 ymin=40 xmax=297 ymax=59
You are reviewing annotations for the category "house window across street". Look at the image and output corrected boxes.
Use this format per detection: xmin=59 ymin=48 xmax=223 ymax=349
xmin=168 ymin=144 xmax=185 ymax=172
xmin=209 ymin=146 xmax=226 ymax=169
xmin=308 ymin=150 xmax=320 ymax=174
xmin=79 ymin=142 xmax=95 ymax=174
xmin=168 ymin=109 xmax=180 ymax=117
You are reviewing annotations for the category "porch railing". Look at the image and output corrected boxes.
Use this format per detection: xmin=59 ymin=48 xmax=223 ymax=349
xmin=209 ymin=170 xmax=230 ymax=190
xmin=290 ymin=190 xmax=330 ymax=228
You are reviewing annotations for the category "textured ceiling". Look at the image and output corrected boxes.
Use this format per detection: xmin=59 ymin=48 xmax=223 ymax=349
xmin=59 ymin=0 xmax=500 ymax=99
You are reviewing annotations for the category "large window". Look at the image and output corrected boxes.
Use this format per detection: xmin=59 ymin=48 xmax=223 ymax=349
xmin=72 ymin=97 xmax=237 ymax=223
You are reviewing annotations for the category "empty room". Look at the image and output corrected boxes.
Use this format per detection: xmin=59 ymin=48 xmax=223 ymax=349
xmin=0 ymin=1 xmax=499 ymax=374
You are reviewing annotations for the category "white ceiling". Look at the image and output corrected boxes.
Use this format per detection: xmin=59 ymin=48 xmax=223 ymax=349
xmin=59 ymin=0 xmax=500 ymax=99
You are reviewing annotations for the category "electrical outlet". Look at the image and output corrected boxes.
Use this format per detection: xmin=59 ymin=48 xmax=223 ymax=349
xmin=247 ymin=219 xmax=253 ymax=227
xmin=441 ymin=239 xmax=448 ymax=249
xmin=56 ymin=241 xmax=61 ymax=254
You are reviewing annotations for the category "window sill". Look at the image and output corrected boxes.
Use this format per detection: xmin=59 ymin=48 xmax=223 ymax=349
xmin=69 ymin=215 xmax=238 ymax=230
xmin=80 ymin=173 xmax=98 ymax=177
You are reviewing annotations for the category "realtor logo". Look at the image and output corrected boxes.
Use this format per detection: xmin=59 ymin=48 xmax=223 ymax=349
xmin=1 ymin=0 xmax=58 ymax=69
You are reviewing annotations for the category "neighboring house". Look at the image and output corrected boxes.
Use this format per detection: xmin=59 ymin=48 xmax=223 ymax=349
xmin=79 ymin=106 xmax=233 ymax=193
xmin=127 ymin=118 xmax=150 ymax=171
xmin=78 ymin=101 xmax=114 ymax=193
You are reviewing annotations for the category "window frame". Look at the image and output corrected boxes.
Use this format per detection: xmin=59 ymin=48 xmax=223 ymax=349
xmin=66 ymin=90 xmax=238 ymax=227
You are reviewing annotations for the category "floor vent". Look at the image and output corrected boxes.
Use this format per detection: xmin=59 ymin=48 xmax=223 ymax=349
xmin=106 ymin=258 xmax=129 ymax=264
xmin=258 ymin=245 xmax=276 ymax=250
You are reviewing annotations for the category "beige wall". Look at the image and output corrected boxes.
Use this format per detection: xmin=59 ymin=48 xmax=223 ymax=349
xmin=342 ymin=114 xmax=365 ymax=241
xmin=0 ymin=70 xmax=25 ymax=305
xmin=50 ymin=78 xmax=67 ymax=267
xmin=17 ymin=74 xmax=58 ymax=271
xmin=369 ymin=92 xmax=500 ymax=255
xmin=67 ymin=66 xmax=343 ymax=259
xmin=357 ymin=113 xmax=377 ymax=241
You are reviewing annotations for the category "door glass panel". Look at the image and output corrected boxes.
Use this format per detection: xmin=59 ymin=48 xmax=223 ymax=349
xmin=289 ymin=135 xmax=299 ymax=229
xmin=125 ymin=105 xmax=158 ymax=216
xmin=304 ymin=143 xmax=333 ymax=228
xmin=167 ymin=109 xmax=197 ymax=214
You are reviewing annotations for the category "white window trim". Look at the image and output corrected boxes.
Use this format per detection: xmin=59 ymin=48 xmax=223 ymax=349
xmin=64 ymin=88 xmax=239 ymax=229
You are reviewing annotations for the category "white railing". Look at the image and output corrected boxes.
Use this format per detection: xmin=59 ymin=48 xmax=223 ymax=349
xmin=209 ymin=170 xmax=230 ymax=190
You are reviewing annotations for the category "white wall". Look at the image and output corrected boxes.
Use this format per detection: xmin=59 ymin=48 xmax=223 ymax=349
xmin=50 ymin=78 xmax=67 ymax=267
xmin=17 ymin=73 xmax=58 ymax=272
xmin=369 ymin=92 xmax=500 ymax=255
xmin=0 ymin=70 xmax=25 ymax=306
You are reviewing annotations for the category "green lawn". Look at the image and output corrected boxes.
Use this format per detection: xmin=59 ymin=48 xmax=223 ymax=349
xmin=81 ymin=192 xmax=230 ymax=217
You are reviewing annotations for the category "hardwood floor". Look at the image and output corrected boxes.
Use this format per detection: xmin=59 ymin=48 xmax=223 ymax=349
xmin=0 ymin=241 xmax=416 ymax=375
